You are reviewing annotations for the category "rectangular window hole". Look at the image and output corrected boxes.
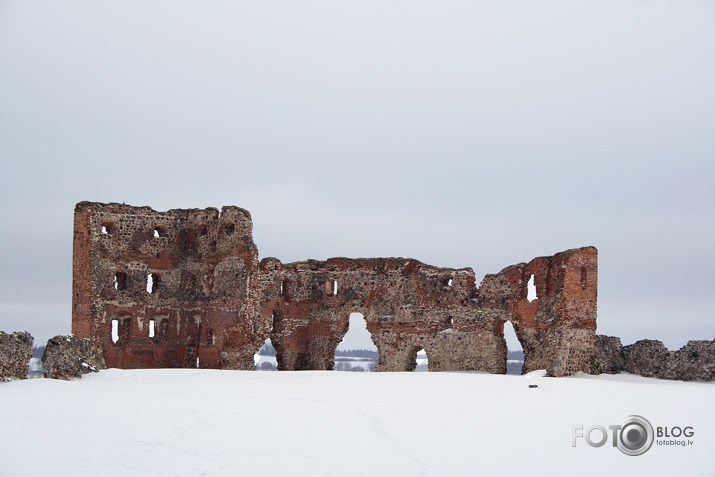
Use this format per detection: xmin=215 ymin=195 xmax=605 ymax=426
xmin=100 ymin=222 xmax=114 ymax=235
xmin=527 ymin=274 xmax=538 ymax=302
xmin=114 ymin=271 xmax=127 ymax=291
xmin=111 ymin=319 xmax=119 ymax=343
xmin=146 ymin=273 xmax=160 ymax=294
xmin=581 ymin=267 xmax=588 ymax=289
xmin=221 ymin=223 xmax=235 ymax=236
xmin=149 ymin=319 xmax=155 ymax=338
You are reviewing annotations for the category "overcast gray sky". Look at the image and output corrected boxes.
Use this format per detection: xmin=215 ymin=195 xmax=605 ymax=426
xmin=1 ymin=0 xmax=713 ymax=351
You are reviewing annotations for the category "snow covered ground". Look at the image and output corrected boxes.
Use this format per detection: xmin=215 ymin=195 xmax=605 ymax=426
xmin=1 ymin=370 xmax=713 ymax=476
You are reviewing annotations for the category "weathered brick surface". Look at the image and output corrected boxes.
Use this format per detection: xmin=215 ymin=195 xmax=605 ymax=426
xmin=43 ymin=335 xmax=106 ymax=380
xmin=481 ymin=247 xmax=599 ymax=377
xmin=72 ymin=202 xmax=266 ymax=370
xmin=259 ymin=248 xmax=597 ymax=375
xmin=0 ymin=331 xmax=33 ymax=381
xmin=259 ymin=257 xmax=484 ymax=372
xmin=71 ymin=202 xmax=602 ymax=376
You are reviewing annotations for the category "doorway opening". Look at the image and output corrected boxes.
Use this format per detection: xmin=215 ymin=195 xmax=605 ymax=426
xmin=504 ymin=320 xmax=524 ymax=375
xmin=254 ymin=338 xmax=277 ymax=370
xmin=412 ymin=347 xmax=429 ymax=372
xmin=335 ymin=313 xmax=377 ymax=372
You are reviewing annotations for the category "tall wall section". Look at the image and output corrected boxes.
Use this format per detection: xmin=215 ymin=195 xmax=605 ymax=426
xmin=72 ymin=202 xmax=267 ymax=370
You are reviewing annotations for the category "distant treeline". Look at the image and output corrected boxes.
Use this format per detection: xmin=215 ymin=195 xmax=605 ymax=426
xmin=335 ymin=349 xmax=379 ymax=359
xmin=257 ymin=342 xmax=276 ymax=356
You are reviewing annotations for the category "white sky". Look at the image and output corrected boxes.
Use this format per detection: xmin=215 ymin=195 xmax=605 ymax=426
xmin=1 ymin=0 xmax=714 ymax=350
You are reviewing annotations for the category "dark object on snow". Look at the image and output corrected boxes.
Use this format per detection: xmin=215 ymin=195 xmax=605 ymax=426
xmin=528 ymin=384 xmax=538 ymax=388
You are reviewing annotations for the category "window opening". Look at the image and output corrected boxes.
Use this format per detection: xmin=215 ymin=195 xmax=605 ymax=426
xmin=527 ymin=274 xmax=538 ymax=302
xmin=581 ymin=267 xmax=588 ymax=289
xmin=149 ymin=319 xmax=155 ymax=338
xmin=111 ymin=319 xmax=119 ymax=344
xmin=146 ymin=273 xmax=160 ymax=294
xmin=114 ymin=272 xmax=127 ymax=291
xmin=332 ymin=280 xmax=338 ymax=296
xmin=222 ymin=223 xmax=235 ymax=236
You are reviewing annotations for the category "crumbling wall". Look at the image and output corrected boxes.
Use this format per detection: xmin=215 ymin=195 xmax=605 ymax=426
xmin=0 ymin=331 xmax=33 ymax=381
xmin=72 ymin=202 xmax=267 ymax=370
xmin=477 ymin=247 xmax=598 ymax=377
xmin=592 ymin=336 xmax=715 ymax=381
xmin=43 ymin=335 xmax=106 ymax=380
xmin=259 ymin=257 xmax=484 ymax=372
xmin=260 ymin=247 xmax=598 ymax=376
xmin=72 ymin=201 xmax=600 ymax=376
xmin=590 ymin=335 xmax=625 ymax=374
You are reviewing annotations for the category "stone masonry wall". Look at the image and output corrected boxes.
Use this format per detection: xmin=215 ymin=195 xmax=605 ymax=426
xmin=495 ymin=247 xmax=599 ymax=377
xmin=43 ymin=335 xmax=107 ymax=380
xmin=72 ymin=202 xmax=267 ymax=370
xmin=0 ymin=331 xmax=33 ymax=381
xmin=592 ymin=335 xmax=715 ymax=381
xmin=259 ymin=257 xmax=486 ymax=372
xmin=71 ymin=202 xmax=599 ymax=376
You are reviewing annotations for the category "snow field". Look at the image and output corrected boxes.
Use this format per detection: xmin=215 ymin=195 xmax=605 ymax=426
xmin=1 ymin=370 xmax=713 ymax=476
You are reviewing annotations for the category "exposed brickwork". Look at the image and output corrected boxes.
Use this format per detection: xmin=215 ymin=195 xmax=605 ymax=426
xmin=72 ymin=202 xmax=266 ymax=370
xmin=0 ymin=331 xmax=33 ymax=381
xmin=259 ymin=247 xmax=598 ymax=376
xmin=478 ymin=247 xmax=599 ymax=376
xmin=43 ymin=335 xmax=106 ymax=380
xmin=72 ymin=202 xmax=601 ymax=376
xmin=259 ymin=257 xmax=485 ymax=372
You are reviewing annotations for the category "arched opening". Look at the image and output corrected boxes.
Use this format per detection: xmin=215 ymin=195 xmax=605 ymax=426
xmin=504 ymin=320 xmax=524 ymax=375
xmin=334 ymin=313 xmax=377 ymax=372
xmin=414 ymin=347 xmax=429 ymax=372
xmin=254 ymin=338 xmax=277 ymax=370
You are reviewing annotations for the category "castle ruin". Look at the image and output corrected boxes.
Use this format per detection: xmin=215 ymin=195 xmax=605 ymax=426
xmin=72 ymin=202 xmax=597 ymax=376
